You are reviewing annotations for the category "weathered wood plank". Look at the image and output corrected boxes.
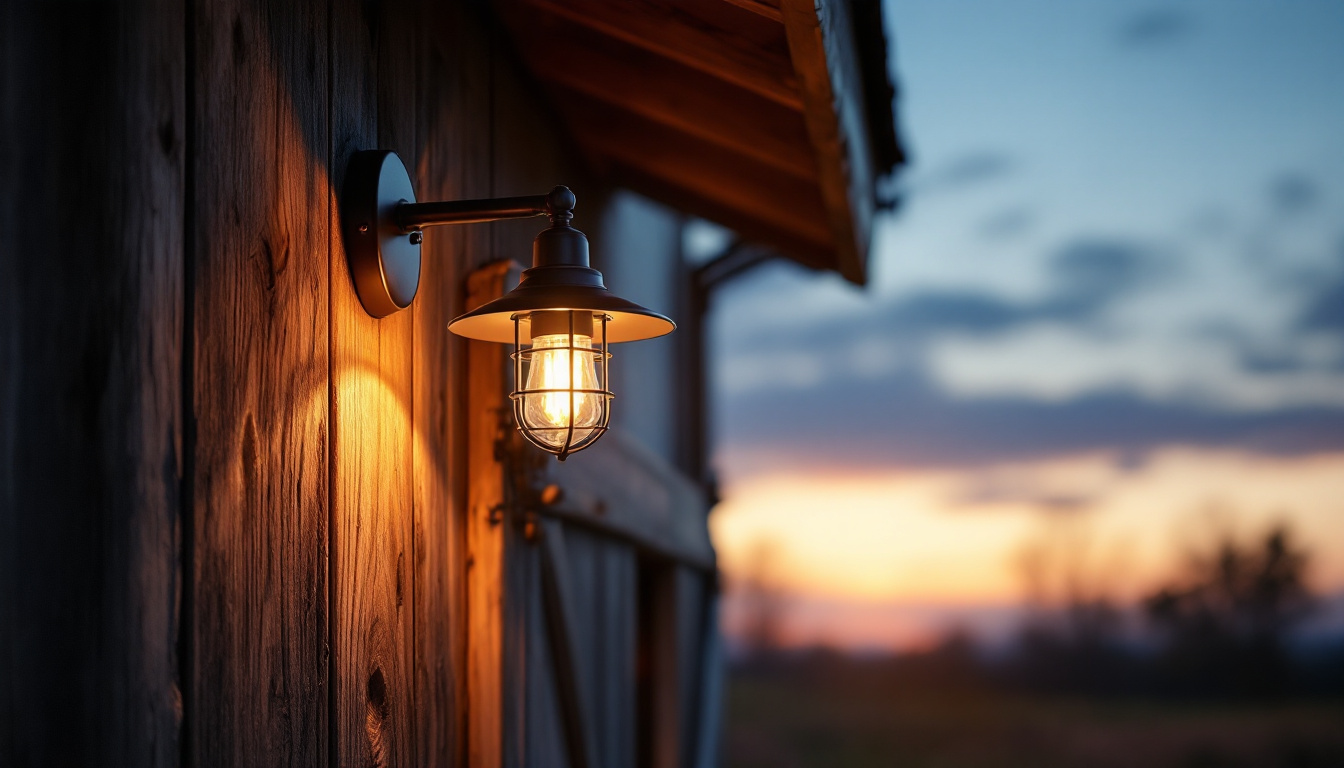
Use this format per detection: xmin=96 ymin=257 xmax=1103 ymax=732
xmin=720 ymin=0 xmax=783 ymax=23
xmin=547 ymin=429 xmax=714 ymax=573
xmin=465 ymin=261 xmax=520 ymax=768
xmin=780 ymin=0 xmax=878 ymax=284
xmin=563 ymin=528 xmax=639 ymax=768
xmin=556 ymin=91 xmax=832 ymax=247
xmin=330 ymin=0 xmax=416 ymax=765
xmin=514 ymin=0 xmax=802 ymax=110
xmin=503 ymin=10 xmax=815 ymax=181
xmin=521 ymin=544 xmax=569 ymax=768
xmin=0 ymin=1 xmax=183 ymax=765
xmin=639 ymin=562 xmax=683 ymax=768
xmin=412 ymin=3 xmax=494 ymax=766
xmin=187 ymin=0 xmax=331 ymax=766
xmin=539 ymin=520 xmax=601 ymax=768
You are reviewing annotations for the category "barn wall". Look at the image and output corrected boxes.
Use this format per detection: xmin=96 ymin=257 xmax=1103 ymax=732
xmin=0 ymin=1 xmax=185 ymax=765
xmin=2 ymin=1 xmax=700 ymax=767
xmin=187 ymin=0 xmax=331 ymax=764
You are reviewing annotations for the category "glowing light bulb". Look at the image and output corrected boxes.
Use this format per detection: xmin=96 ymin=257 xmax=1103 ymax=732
xmin=522 ymin=332 xmax=602 ymax=449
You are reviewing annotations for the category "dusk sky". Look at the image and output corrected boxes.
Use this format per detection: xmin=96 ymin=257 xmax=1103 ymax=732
xmin=703 ymin=0 xmax=1344 ymax=652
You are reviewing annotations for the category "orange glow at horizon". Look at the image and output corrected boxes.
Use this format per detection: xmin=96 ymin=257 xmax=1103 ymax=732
xmin=711 ymin=448 xmax=1344 ymax=650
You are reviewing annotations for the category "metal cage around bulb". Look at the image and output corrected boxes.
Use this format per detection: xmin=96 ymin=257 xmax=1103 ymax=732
xmin=510 ymin=310 xmax=613 ymax=460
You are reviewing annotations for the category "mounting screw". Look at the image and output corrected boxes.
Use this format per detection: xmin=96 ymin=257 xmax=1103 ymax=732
xmin=358 ymin=223 xmax=369 ymax=233
xmin=408 ymin=230 xmax=423 ymax=245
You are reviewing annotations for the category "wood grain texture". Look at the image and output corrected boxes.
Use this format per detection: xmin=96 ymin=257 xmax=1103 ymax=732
xmin=516 ymin=0 xmax=802 ymax=110
xmin=412 ymin=3 xmax=494 ymax=766
xmin=720 ymin=0 xmax=783 ymax=23
xmin=1 ymin=3 xmax=725 ymax=766
xmin=465 ymin=261 xmax=519 ymax=768
xmin=504 ymin=10 xmax=815 ymax=181
xmin=187 ymin=0 xmax=331 ymax=765
xmin=780 ymin=0 xmax=877 ymax=284
xmin=329 ymin=1 xmax=416 ymax=766
xmin=558 ymin=91 xmax=832 ymax=248
xmin=0 ymin=1 xmax=184 ymax=765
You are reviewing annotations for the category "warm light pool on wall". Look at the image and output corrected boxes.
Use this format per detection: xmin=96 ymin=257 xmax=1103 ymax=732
xmin=342 ymin=151 xmax=674 ymax=460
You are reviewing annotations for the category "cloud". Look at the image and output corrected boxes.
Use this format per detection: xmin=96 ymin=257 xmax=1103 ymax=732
xmin=928 ymin=323 xmax=1344 ymax=411
xmin=712 ymin=222 xmax=1343 ymax=469
xmin=1300 ymin=286 xmax=1344 ymax=334
xmin=1268 ymin=173 xmax=1320 ymax=216
xmin=723 ymin=237 xmax=1168 ymax=361
xmin=1297 ymin=238 xmax=1344 ymax=333
xmin=1046 ymin=239 xmax=1166 ymax=310
xmin=1118 ymin=8 xmax=1193 ymax=48
xmin=715 ymin=368 xmax=1344 ymax=473
xmin=887 ymin=292 xmax=1031 ymax=332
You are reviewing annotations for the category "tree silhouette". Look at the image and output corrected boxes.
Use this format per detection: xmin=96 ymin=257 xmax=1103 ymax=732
xmin=1145 ymin=524 xmax=1314 ymax=697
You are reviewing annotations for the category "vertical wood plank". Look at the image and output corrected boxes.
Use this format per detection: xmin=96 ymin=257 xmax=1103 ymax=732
xmin=595 ymin=535 xmax=639 ymax=768
xmin=465 ymin=261 xmax=520 ymax=768
xmin=0 ymin=1 xmax=184 ymax=765
xmin=413 ymin=3 xmax=495 ymax=765
xmin=187 ymin=0 xmax=331 ymax=765
xmin=521 ymin=543 xmax=569 ymax=768
xmin=639 ymin=562 xmax=682 ymax=768
xmin=560 ymin=528 xmax=639 ymax=768
xmin=329 ymin=0 xmax=416 ymax=765
xmin=538 ymin=520 xmax=600 ymax=768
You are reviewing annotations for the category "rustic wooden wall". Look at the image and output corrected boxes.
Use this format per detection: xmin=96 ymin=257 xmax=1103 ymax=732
xmin=187 ymin=1 xmax=331 ymax=766
xmin=0 ymin=1 xmax=185 ymax=765
xmin=184 ymin=1 xmax=587 ymax=766
xmin=0 ymin=0 xmax=567 ymax=766
xmin=2 ymin=1 xmax=714 ymax=766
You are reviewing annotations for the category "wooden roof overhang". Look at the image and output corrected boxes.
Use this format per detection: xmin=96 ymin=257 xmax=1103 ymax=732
xmin=493 ymin=0 xmax=904 ymax=285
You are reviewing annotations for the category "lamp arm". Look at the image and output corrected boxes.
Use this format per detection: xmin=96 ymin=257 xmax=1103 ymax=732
xmin=395 ymin=185 xmax=576 ymax=232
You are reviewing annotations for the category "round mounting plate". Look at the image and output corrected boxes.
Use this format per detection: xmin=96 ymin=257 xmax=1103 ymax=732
xmin=342 ymin=150 xmax=420 ymax=318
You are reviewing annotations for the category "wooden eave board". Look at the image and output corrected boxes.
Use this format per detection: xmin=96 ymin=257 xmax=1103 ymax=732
xmin=493 ymin=0 xmax=881 ymax=284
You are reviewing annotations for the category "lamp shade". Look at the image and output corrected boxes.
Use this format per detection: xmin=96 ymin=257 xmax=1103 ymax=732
xmin=445 ymin=192 xmax=674 ymax=460
xmin=447 ymin=220 xmax=675 ymax=343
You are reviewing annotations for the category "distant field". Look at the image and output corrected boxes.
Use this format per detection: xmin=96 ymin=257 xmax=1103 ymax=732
xmin=722 ymin=666 xmax=1344 ymax=768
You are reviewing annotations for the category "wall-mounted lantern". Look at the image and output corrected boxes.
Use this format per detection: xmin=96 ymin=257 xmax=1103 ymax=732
xmin=342 ymin=151 xmax=675 ymax=460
